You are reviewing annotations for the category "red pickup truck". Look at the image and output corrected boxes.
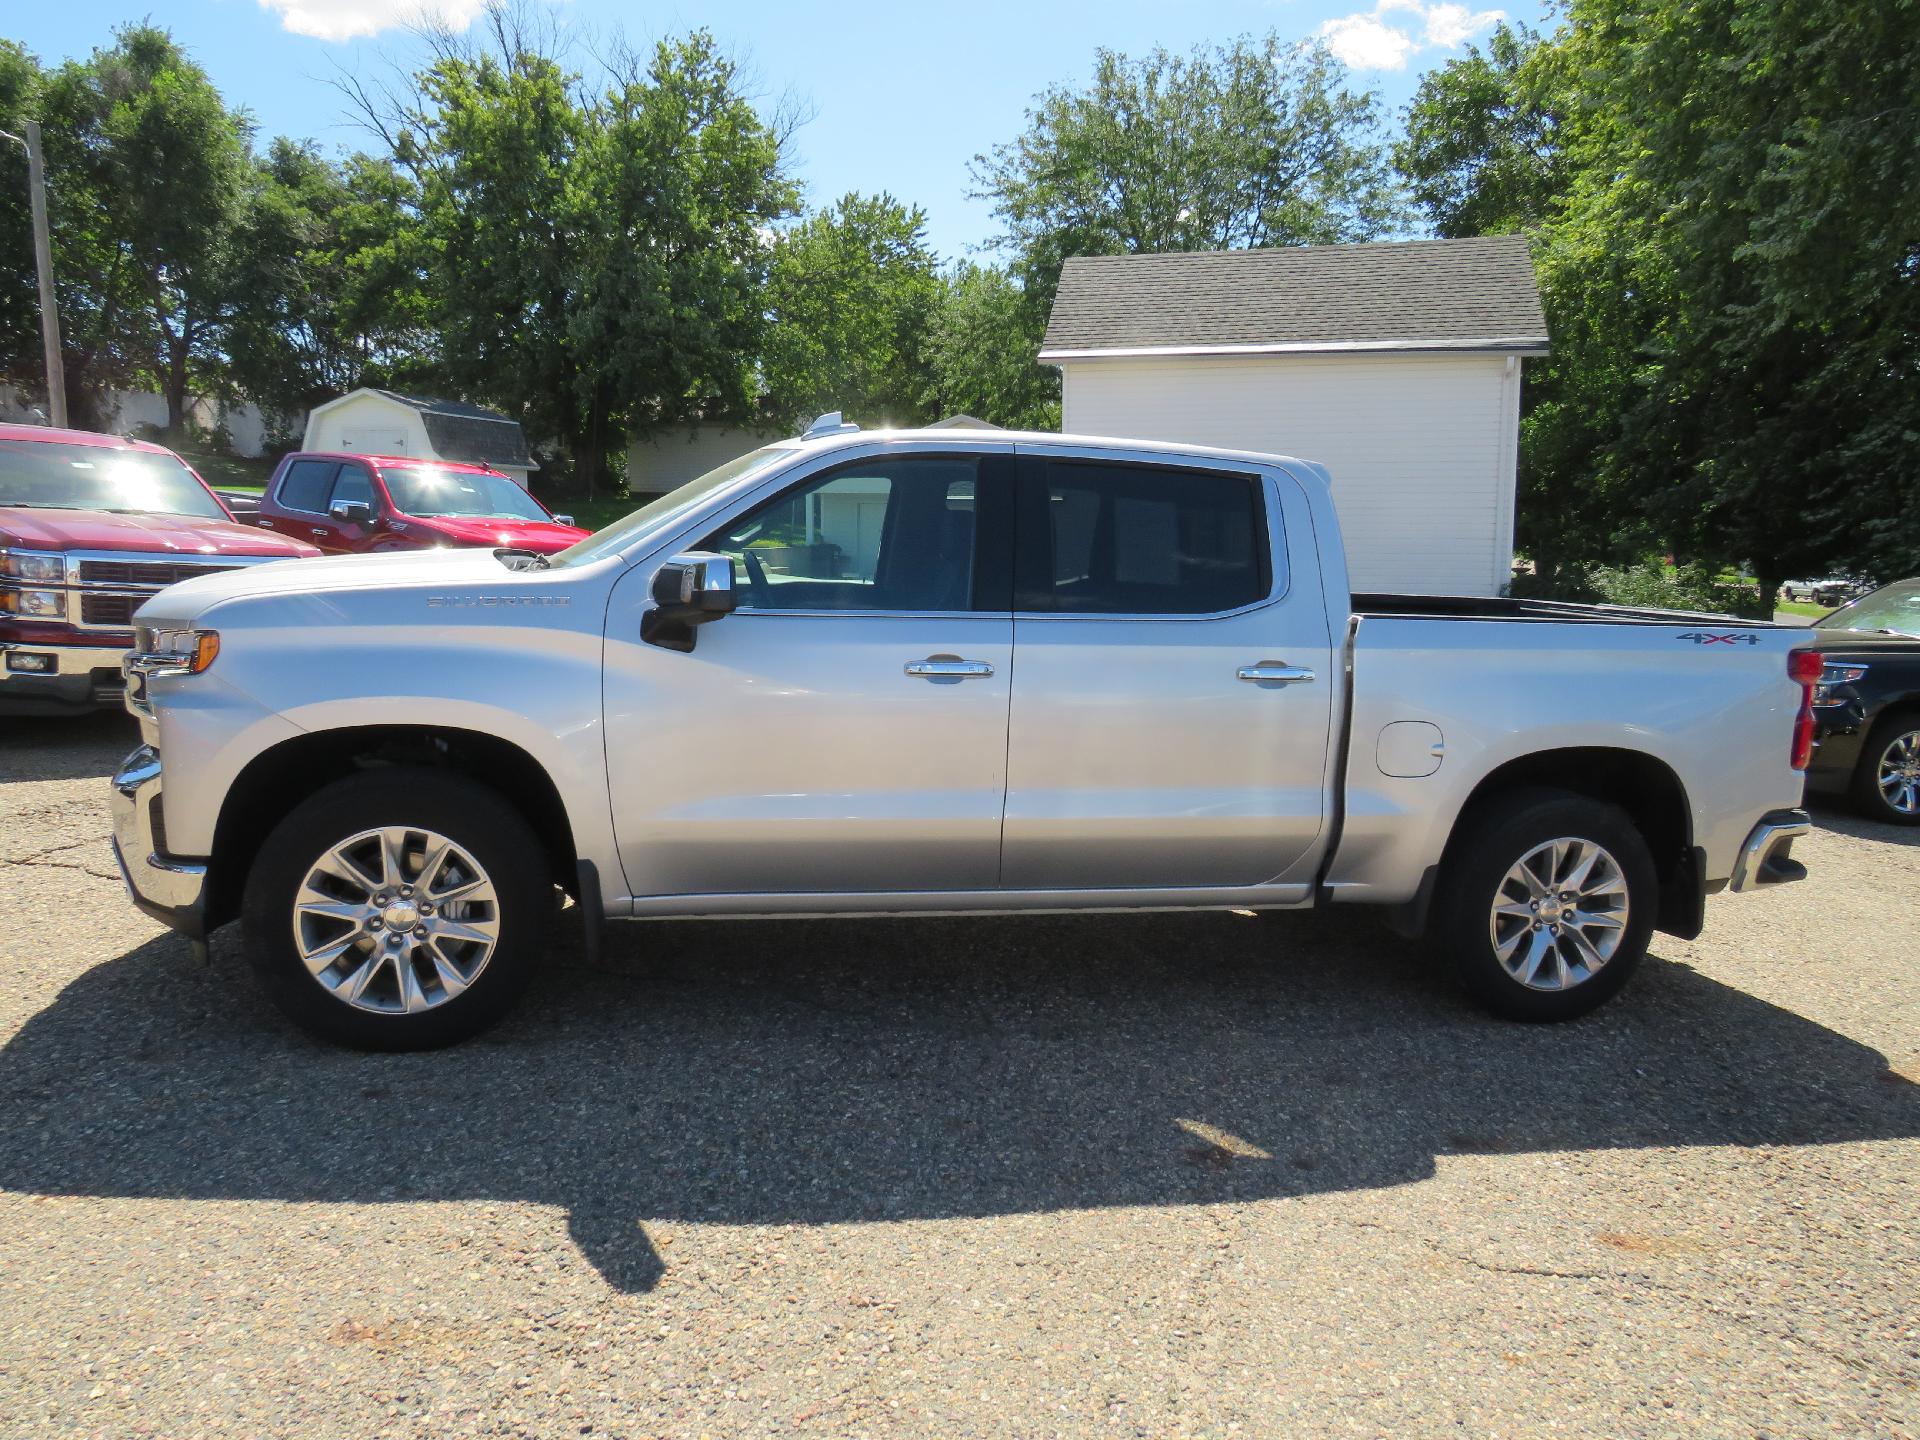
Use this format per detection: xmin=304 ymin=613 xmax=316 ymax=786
xmin=1 ymin=424 xmax=321 ymax=716
xmin=249 ymin=452 xmax=588 ymax=555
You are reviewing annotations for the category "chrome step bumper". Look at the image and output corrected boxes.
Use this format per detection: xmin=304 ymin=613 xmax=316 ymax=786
xmin=1727 ymin=808 xmax=1811 ymax=893
xmin=109 ymin=744 xmax=208 ymax=939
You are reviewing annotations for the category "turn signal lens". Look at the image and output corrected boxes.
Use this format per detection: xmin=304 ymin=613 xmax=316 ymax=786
xmin=146 ymin=627 xmax=220 ymax=674
xmin=190 ymin=631 xmax=220 ymax=673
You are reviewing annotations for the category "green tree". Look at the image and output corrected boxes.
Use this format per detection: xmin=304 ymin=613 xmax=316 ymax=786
xmin=0 ymin=41 xmax=47 ymax=393
xmin=920 ymin=263 xmax=1059 ymax=430
xmin=364 ymin=12 xmax=795 ymax=494
xmin=224 ymin=141 xmax=434 ymax=428
xmin=1394 ymin=24 xmax=1563 ymax=240
xmin=973 ymin=36 xmax=1405 ymax=318
xmin=36 ymin=26 xmax=252 ymax=435
xmin=761 ymin=193 xmax=941 ymax=428
xmin=1402 ymin=0 xmax=1920 ymax=599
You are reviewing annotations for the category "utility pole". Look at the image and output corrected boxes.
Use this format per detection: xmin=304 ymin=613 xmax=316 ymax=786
xmin=2 ymin=121 xmax=67 ymax=428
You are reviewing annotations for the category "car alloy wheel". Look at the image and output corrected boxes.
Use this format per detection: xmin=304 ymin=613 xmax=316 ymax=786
xmin=292 ymin=824 xmax=501 ymax=1014
xmin=1877 ymin=729 xmax=1920 ymax=817
xmin=1487 ymin=836 xmax=1630 ymax=991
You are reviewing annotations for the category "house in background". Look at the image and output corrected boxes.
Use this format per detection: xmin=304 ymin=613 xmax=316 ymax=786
xmin=303 ymin=389 xmax=540 ymax=488
xmin=1040 ymin=236 xmax=1548 ymax=596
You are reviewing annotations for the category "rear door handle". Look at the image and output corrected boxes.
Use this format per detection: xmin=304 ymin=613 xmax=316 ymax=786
xmin=905 ymin=655 xmax=995 ymax=679
xmin=1237 ymin=662 xmax=1316 ymax=685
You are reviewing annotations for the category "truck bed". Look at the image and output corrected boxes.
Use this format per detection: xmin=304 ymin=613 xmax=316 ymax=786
xmin=1351 ymin=593 xmax=1782 ymax=628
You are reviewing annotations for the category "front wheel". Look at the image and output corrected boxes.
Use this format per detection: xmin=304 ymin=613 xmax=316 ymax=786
xmin=1850 ymin=714 xmax=1920 ymax=825
xmin=241 ymin=768 xmax=552 ymax=1049
xmin=1433 ymin=789 xmax=1658 ymax=1022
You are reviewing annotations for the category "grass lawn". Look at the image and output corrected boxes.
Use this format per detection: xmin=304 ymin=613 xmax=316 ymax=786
xmin=178 ymin=450 xmax=276 ymax=488
xmin=1776 ymin=599 xmax=1831 ymax=620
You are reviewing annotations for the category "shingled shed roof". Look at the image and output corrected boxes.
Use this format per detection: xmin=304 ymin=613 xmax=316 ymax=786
xmin=373 ymin=390 xmax=538 ymax=471
xmin=1040 ymin=236 xmax=1547 ymax=360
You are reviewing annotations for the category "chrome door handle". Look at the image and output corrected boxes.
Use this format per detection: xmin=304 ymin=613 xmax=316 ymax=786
xmin=311 ymin=527 xmax=329 ymax=538
xmin=905 ymin=656 xmax=995 ymax=679
xmin=1237 ymin=662 xmax=1316 ymax=685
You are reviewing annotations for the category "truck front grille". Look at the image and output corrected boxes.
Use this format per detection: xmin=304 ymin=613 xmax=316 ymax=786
xmin=78 ymin=559 xmax=242 ymax=587
xmin=81 ymin=593 xmax=138 ymax=626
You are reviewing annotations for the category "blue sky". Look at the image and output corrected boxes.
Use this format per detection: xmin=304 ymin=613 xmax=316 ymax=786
xmin=8 ymin=0 xmax=1547 ymax=259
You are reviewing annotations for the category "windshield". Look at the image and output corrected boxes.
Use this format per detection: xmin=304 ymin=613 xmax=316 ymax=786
xmin=382 ymin=466 xmax=551 ymax=522
xmin=548 ymin=445 xmax=797 ymax=568
xmin=0 ymin=438 xmax=226 ymax=521
xmin=1815 ymin=580 xmax=1920 ymax=637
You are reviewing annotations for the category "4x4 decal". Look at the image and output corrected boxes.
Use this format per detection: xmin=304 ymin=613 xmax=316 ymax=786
xmin=1677 ymin=631 xmax=1761 ymax=645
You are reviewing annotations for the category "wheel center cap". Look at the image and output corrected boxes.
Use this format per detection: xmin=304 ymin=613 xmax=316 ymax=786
xmin=1538 ymin=898 xmax=1567 ymax=924
xmin=381 ymin=901 xmax=422 ymax=932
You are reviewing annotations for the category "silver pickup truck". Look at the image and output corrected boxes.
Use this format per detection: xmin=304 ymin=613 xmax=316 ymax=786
xmin=110 ymin=425 xmax=1818 ymax=1048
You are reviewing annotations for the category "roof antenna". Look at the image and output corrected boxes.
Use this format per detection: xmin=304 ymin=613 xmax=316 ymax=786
xmin=801 ymin=411 xmax=860 ymax=438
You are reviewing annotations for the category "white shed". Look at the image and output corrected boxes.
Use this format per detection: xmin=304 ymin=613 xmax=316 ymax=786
xmin=303 ymin=389 xmax=540 ymax=489
xmin=1041 ymin=237 xmax=1548 ymax=596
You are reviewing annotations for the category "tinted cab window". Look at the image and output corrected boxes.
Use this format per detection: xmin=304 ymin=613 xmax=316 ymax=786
xmin=707 ymin=455 xmax=1009 ymax=612
xmin=276 ymin=459 xmax=339 ymax=513
xmin=1015 ymin=460 xmax=1269 ymax=614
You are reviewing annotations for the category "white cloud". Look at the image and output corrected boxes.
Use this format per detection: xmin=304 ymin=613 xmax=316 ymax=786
xmin=257 ymin=0 xmax=488 ymax=42
xmin=1317 ymin=13 xmax=1419 ymax=71
xmin=1420 ymin=2 xmax=1507 ymax=47
xmin=1316 ymin=0 xmax=1505 ymax=72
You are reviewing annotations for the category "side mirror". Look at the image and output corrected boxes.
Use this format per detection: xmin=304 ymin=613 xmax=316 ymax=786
xmin=551 ymin=513 xmax=574 ymax=527
xmin=641 ymin=551 xmax=737 ymax=652
xmin=330 ymin=499 xmax=374 ymax=524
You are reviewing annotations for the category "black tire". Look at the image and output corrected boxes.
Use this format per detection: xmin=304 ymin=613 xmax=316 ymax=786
xmin=1849 ymin=710 xmax=1920 ymax=826
xmin=1432 ymin=787 xmax=1658 ymax=1022
xmin=241 ymin=767 xmax=552 ymax=1049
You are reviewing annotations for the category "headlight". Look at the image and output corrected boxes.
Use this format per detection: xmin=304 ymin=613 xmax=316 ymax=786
xmin=139 ymin=627 xmax=221 ymax=674
xmin=0 ymin=549 xmax=65 ymax=583
xmin=0 ymin=587 xmax=66 ymax=618
xmin=1814 ymin=662 xmax=1868 ymax=705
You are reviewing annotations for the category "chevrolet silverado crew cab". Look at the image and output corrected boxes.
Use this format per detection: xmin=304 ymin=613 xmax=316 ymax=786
xmin=110 ymin=424 xmax=1819 ymax=1048
xmin=1 ymin=424 xmax=320 ymax=715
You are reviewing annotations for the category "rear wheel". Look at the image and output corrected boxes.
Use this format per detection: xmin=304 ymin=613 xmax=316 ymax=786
xmin=242 ymin=768 xmax=551 ymax=1049
xmin=1433 ymin=789 xmax=1657 ymax=1022
xmin=1850 ymin=713 xmax=1920 ymax=826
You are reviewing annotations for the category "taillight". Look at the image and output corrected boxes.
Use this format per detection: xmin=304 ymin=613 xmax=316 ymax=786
xmin=1788 ymin=648 xmax=1822 ymax=770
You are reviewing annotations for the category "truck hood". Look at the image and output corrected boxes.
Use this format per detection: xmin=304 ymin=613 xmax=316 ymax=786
xmin=0 ymin=505 xmax=320 ymax=558
xmin=404 ymin=515 xmax=589 ymax=553
xmin=1807 ymin=627 xmax=1920 ymax=654
xmin=134 ymin=547 xmax=529 ymax=625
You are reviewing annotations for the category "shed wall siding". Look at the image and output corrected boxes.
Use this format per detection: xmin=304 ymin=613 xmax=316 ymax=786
xmin=627 ymin=425 xmax=775 ymax=497
xmin=1058 ymin=352 xmax=1517 ymax=596
xmin=305 ymin=395 xmax=428 ymax=459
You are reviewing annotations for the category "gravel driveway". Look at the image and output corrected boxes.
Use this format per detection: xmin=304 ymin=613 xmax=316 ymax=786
xmin=3 ymin=712 xmax=1916 ymax=1438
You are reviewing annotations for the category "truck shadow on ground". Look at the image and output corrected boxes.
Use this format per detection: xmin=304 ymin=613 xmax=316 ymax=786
xmin=3 ymin=909 xmax=1915 ymax=1295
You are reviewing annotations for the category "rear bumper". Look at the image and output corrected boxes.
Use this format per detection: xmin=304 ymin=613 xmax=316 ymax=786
xmin=109 ymin=744 xmax=208 ymax=939
xmin=1726 ymin=808 xmax=1811 ymax=893
xmin=0 ymin=638 xmax=129 ymax=714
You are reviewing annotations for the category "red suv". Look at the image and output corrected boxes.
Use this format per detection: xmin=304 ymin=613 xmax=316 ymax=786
xmin=252 ymin=452 xmax=589 ymax=555
xmin=1 ymin=424 xmax=320 ymax=716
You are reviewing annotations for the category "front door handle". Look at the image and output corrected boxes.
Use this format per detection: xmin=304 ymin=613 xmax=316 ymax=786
xmin=905 ymin=655 xmax=995 ymax=679
xmin=311 ymin=527 xmax=329 ymax=538
xmin=1237 ymin=661 xmax=1316 ymax=685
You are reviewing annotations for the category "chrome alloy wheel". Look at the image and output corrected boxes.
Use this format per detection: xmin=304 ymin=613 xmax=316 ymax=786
xmin=1877 ymin=730 xmax=1920 ymax=815
xmin=1487 ymin=837 xmax=1630 ymax=991
xmin=292 ymin=826 xmax=500 ymax=1015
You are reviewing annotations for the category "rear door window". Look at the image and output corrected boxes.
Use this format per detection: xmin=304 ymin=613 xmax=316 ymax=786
xmin=328 ymin=463 xmax=377 ymax=509
xmin=277 ymin=459 xmax=340 ymax=513
xmin=1014 ymin=460 xmax=1271 ymax=614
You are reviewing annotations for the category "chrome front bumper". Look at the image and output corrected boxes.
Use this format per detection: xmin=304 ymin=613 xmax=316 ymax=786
xmin=0 ymin=638 xmax=129 ymax=712
xmin=1727 ymin=808 xmax=1811 ymax=893
xmin=110 ymin=744 xmax=208 ymax=938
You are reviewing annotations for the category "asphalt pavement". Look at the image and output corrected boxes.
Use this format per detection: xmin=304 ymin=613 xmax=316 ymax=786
xmin=2 ymin=710 xmax=1915 ymax=1438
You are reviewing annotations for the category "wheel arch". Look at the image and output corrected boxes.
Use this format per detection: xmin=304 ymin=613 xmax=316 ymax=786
xmin=204 ymin=724 xmax=579 ymax=932
xmin=1418 ymin=746 xmax=1700 ymax=940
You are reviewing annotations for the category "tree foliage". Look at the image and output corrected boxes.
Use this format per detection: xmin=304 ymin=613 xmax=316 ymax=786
xmin=920 ymin=264 xmax=1060 ymax=431
xmin=761 ymin=192 xmax=941 ymax=428
xmin=1403 ymin=0 xmax=1920 ymax=595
